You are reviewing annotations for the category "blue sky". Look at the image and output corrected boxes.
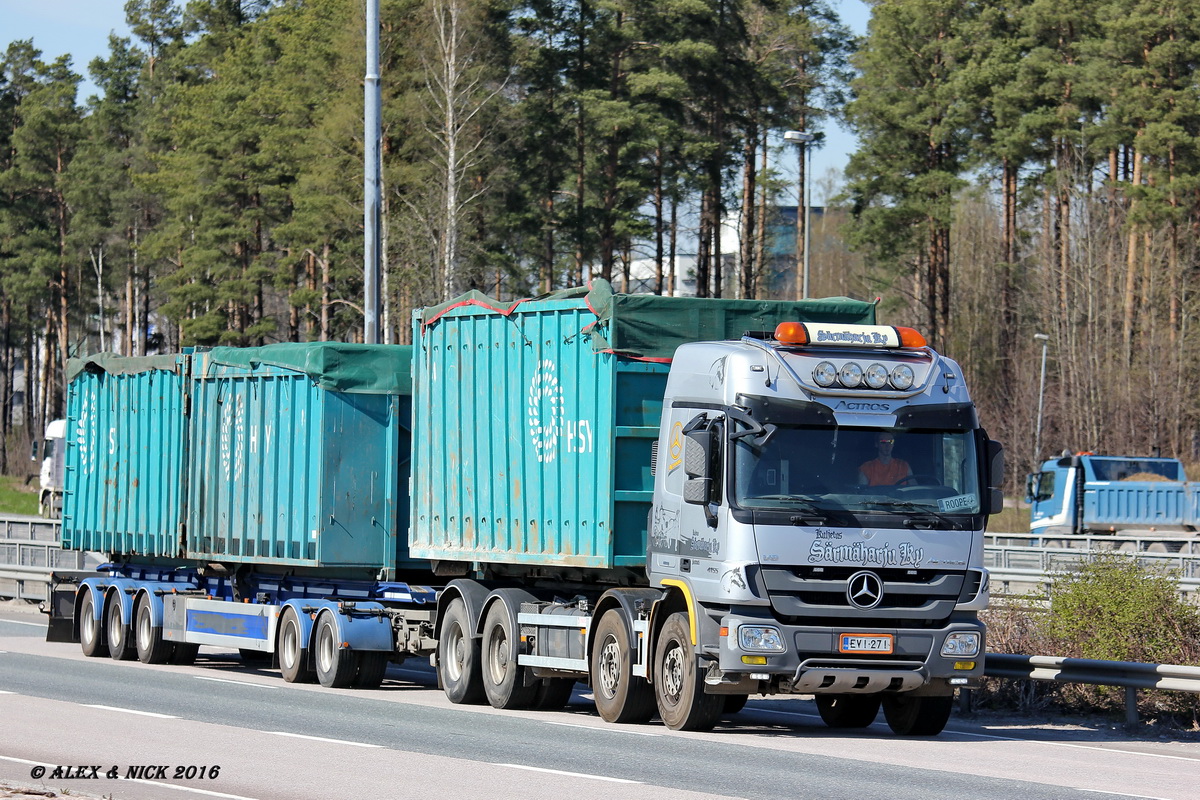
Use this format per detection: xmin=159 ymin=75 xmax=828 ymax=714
xmin=3 ymin=0 xmax=868 ymax=194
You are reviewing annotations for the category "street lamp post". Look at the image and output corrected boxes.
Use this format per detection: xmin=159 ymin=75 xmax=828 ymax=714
xmin=1034 ymin=333 xmax=1049 ymax=466
xmin=783 ymin=130 xmax=814 ymax=299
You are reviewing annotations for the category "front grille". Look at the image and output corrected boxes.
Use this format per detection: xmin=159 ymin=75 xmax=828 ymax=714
xmin=761 ymin=566 xmax=965 ymax=627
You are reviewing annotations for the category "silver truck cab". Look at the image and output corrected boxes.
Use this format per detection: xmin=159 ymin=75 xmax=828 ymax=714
xmin=648 ymin=322 xmax=1003 ymax=734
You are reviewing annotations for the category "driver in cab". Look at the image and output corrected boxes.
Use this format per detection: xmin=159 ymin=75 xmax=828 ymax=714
xmin=858 ymin=433 xmax=912 ymax=487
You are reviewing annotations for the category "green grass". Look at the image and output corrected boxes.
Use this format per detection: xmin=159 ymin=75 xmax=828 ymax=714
xmin=0 ymin=474 xmax=40 ymax=516
xmin=990 ymin=502 xmax=1030 ymax=534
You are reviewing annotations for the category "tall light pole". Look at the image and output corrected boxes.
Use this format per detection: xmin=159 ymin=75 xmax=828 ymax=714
xmin=1034 ymin=332 xmax=1049 ymax=466
xmin=783 ymin=130 xmax=814 ymax=299
xmin=363 ymin=0 xmax=382 ymax=344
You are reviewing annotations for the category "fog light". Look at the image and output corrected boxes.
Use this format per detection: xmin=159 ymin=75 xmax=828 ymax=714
xmin=953 ymin=661 xmax=976 ymax=671
xmin=941 ymin=632 xmax=980 ymax=657
xmin=741 ymin=655 xmax=767 ymax=665
xmin=738 ymin=625 xmax=784 ymax=652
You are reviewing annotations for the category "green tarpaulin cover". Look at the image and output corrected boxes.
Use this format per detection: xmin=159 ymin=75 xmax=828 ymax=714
xmin=204 ymin=343 xmax=413 ymax=395
xmin=419 ymin=279 xmax=876 ymax=361
xmin=69 ymin=343 xmax=413 ymax=395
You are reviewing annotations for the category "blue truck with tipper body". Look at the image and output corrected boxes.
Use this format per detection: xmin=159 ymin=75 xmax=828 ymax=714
xmin=1026 ymin=454 xmax=1197 ymax=537
xmin=46 ymin=281 xmax=1003 ymax=736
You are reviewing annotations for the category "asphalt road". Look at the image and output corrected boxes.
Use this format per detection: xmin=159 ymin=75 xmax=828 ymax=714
xmin=1 ymin=607 xmax=1196 ymax=800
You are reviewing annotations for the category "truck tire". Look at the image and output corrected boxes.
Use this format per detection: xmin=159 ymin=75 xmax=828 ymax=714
xmin=723 ymin=694 xmax=749 ymax=716
xmin=79 ymin=592 xmax=104 ymax=658
xmin=437 ymin=597 xmax=484 ymax=704
xmin=591 ymin=609 xmax=654 ymax=724
xmin=653 ymin=612 xmax=722 ymax=731
xmin=278 ymin=607 xmax=315 ymax=683
xmin=171 ymin=643 xmax=200 ymax=666
xmin=106 ymin=596 xmax=135 ymax=661
xmin=882 ymin=693 xmax=953 ymax=736
xmin=353 ymin=652 xmax=389 ymax=689
xmin=532 ymin=678 xmax=575 ymax=711
xmin=135 ymin=597 xmax=174 ymax=664
xmin=816 ymin=694 xmax=881 ymax=728
xmin=481 ymin=602 xmax=537 ymax=709
xmin=314 ymin=613 xmax=356 ymax=688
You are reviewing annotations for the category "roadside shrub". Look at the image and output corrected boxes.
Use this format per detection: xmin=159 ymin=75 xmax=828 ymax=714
xmin=977 ymin=553 xmax=1200 ymax=728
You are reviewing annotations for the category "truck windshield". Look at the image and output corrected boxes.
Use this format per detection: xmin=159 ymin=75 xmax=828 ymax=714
xmin=733 ymin=425 xmax=982 ymax=515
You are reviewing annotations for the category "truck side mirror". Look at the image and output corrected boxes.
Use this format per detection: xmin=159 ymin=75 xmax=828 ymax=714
xmin=30 ymin=440 xmax=39 ymax=461
xmin=682 ymin=430 xmax=713 ymax=505
xmin=987 ymin=440 xmax=1004 ymax=515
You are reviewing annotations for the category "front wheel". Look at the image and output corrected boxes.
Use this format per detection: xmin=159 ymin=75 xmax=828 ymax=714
xmin=816 ymin=694 xmax=881 ymax=728
xmin=437 ymin=598 xmax=484 ymax=704
xmin=590 ymin=609 xmax=655 ymax=724
xmin=653 ymin=612 xmax=722 ymax=731
xmin=882 ymin=693 xmax=953 ymax=736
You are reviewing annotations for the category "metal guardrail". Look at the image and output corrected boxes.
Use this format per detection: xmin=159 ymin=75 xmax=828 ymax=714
xmin=985 ymin=653 xmax=1200 ymax=724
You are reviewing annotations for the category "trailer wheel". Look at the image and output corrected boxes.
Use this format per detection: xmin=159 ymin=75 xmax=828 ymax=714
xmin=353 ymin=652 xmax=389 ymax=689
xmin=481 ymin=602 xmax=537 ymax=709
xmin=314 ymin=614 xmax=356 ymax=688
xmin=653 ymin=612 xmax=721 ymax=731
xmin=171 ymin=643 xmax=200 ymax=666
xmin=135 ymin=597 xmax=174 ymax=664
xmin=590 ymin=609 xmax=654 ymax=724
xmin=278 ymin=607 xmax=314 ymax=683
xmin=437 ymin=598 xmax=483 ymax=704
xmin=79 ymin=592 xmax=104 ymax=658
xmin=106 ymin=596 xmax=135 ymax=661
xmin=882 ymin=693 xmax=953 ymax=736
xmin=816 ymin=694 xmax=881 ymax=728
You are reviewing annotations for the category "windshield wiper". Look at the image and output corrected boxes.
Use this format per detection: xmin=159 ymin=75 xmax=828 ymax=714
xmin=745 ymin=495 xmax=828 ymax=524
xmin=862 ymin=500 xmax=961 ymax=529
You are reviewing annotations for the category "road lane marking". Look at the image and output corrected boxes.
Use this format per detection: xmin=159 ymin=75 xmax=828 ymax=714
xmin=0 ymin=619 xmax=45 ymax=627
xmin=0 ymin=756 xmax=261 ymax=800
xmin=194 ymin=676 xmax=278 ymax=689
xmin=541 ymin=720 xmax=662 ymax=737
xmin=265 ymin=731 xmax=382 ymax=748
xmin=83 ymin=704 xmax=177 ymax=719
xmin=499 ymin=763 xmax=641 ymax=783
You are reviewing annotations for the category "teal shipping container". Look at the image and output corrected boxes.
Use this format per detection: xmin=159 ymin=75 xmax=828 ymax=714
xmin=62 ymin=354 xmax=188 ymax=557
xmin=410 ymin=280 xmax=876 ymax=571
xmin=62 ymin=343 xmax=415 ymax=577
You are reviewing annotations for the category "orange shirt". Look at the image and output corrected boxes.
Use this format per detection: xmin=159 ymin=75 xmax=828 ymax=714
xmin=860 ymin=458 xmax=910 ymax=486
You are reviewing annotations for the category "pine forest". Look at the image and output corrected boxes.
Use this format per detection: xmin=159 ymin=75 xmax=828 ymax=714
xmin=3 ymin=0 xmax=1200 ymax=491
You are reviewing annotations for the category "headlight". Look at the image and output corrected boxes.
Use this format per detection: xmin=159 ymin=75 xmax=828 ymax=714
xmin=890 ymin=364 xmax=915 ymax=390
xmin=813 ymin=361 xmax=837 ymax=387
xmin=838 ymin=362 xmax=863 ymax=388
xmin=941 ymin=632 xmax=980 ymax=657
xmin=738 ymin=625 xmax=785 ymax=652
xmin=864 ymin=363 xmax=889 ymax=389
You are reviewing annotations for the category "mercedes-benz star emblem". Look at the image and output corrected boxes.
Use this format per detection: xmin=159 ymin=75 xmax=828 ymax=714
xmin=846 ymin=570 xmax=884 ymax=610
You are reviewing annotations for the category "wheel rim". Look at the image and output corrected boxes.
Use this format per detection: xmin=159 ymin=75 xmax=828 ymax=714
xmin=137 ymin=608 xmax=151 ymax=650
xmin=485 ymin=622 xmax=509 ymax=685
xmin=280 ymin=618 xmax=298 ymax=670
xmin=444 ymin=622 xmax=465 ymax=682
xmin=108 ymin=604 xmax=122 ymax=645
xmin=661 ymin=640 xmax=684 ymax=705
xmin=598 ymin=635 xmax=621 ymax=699
xmin=317 ymin=623 xmax=334 ymax=673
